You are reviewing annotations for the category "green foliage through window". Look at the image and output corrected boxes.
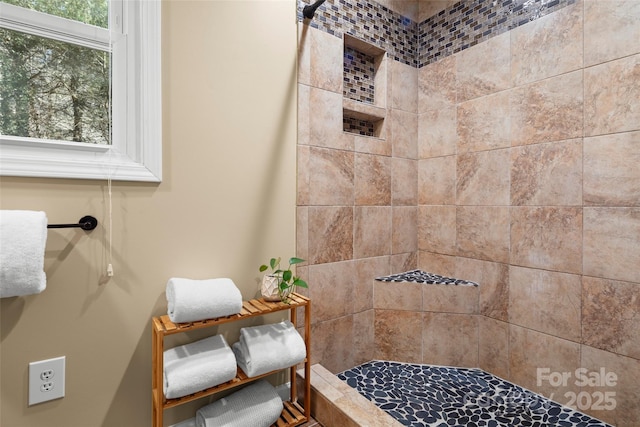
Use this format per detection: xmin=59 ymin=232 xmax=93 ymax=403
xmin=0 ymin=0 xmax=110 ymax=144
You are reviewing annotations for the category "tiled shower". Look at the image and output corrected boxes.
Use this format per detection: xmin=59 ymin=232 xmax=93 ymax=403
xmin=295 ymin=0 xmax=640 ymax=425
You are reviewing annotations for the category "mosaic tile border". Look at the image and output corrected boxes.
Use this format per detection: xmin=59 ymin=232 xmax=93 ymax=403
xmin=344 ymin=46 xmax=376 ymax=104
xmin=376 ymin=269 xmax=479 ymax=286
xmin=298 ymin=0 xmax=575 ymax=68
xmin=418 ymin=0 xmax=577 ymax=66
xmin=338 ymin=360 xmax=613 ymax=427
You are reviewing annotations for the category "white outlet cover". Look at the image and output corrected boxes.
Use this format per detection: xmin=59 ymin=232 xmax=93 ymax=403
xmin=29 ymin=356 xmax=65 ymax=405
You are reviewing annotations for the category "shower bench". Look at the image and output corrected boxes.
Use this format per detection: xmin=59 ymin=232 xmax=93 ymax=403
xmin=151 ymin=292 xmax=311 ymax=427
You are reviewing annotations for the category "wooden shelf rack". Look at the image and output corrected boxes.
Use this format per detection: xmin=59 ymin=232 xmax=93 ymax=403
xmin=152 ymin=292 xmax=311 ymax=427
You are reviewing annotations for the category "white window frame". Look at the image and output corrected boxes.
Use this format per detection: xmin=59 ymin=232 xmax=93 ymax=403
xmin=0 ymin=0 xmax=162 ymax=182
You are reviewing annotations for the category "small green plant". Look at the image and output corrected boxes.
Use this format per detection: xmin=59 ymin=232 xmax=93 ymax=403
xmin=259 ymin=257 xmax=308 ymax=302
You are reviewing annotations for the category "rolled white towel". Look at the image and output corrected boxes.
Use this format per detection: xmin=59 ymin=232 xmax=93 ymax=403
xmin=166 ymin=277 xmax=242 ymax=323
xmin=0 ymin=210 xmax=48 ymax=298
xmin=195 ymin=380 xmax=283 ymax=427
xmin=232 ymin=320 xmax=306 ymax=378
xmin=164 ymin=335 xmax=237 ymax=399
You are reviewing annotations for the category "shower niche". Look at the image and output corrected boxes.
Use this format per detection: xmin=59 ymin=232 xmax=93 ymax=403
xmin=342 ymin=34 xmax=387 ymax=138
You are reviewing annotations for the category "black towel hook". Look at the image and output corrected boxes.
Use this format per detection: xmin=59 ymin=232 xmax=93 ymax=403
xmin=47 ymin=215 xmax=98 ymax=231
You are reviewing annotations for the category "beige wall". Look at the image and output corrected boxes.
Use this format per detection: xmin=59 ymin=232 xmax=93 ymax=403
xmin=0 ymin=1 xmax=298 ymax=426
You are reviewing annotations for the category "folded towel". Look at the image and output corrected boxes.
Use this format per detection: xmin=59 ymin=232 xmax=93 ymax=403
xmin=166 ymin=277 xmax=242 ymax=323
xmin=232 ymin=320 xmax=306 ymax=378
xmin=195 ymin=380 xmax=283 ymax=427
xmin=169 ymin=418 xmax=196 ymax=427
xmin=0 ymin=210 xmax=48 ymax=298
xmin=164 ymin=334 xmax=237 ymax=399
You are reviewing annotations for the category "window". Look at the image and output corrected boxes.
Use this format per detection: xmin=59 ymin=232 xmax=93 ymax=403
xmin=0 ymin=0 xmax=161 ymax=182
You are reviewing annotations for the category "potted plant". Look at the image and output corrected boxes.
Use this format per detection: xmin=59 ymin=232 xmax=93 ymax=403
xmin=259 ymin=257 xmax=308 ymax=302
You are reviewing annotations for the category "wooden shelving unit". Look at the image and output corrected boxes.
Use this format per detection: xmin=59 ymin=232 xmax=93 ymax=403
xmin=152 ymin=292 xmax=311 ymax=427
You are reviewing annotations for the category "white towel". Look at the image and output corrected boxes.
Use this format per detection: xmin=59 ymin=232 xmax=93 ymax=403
xmin=195 ymin=380 xmax=283 ymax=427
xmin=166 ymin=277 xmax=242 ymax=323
xmin=169 ymin=418 xmax=197 ymax=427
xmin=164 ymin=334 xmax=237 ymax=399
xmin=232 ymin=320 xmax=306 ymax=378
xmin=0 ymin=210 xmax=48 ymax=298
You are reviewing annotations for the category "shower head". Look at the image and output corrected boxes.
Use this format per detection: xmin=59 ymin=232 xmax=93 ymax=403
xmin=303 ymin=0 xmax=327 ymax=20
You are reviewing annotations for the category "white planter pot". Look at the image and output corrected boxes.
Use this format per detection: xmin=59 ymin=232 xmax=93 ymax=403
xmin=261 ymin=274 xmax=290 ymax=301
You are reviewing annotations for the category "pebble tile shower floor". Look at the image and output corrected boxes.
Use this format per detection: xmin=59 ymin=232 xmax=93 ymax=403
xmin=338 ymin=361 xmax=612 ymax=427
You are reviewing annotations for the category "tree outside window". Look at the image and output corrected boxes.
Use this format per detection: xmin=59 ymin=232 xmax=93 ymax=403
xmin=0 ymin=0 xmax=110 ymax=144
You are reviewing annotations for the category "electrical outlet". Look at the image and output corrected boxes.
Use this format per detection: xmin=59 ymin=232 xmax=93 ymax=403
xmin=29 ymin=356 xmax=65 ymax=405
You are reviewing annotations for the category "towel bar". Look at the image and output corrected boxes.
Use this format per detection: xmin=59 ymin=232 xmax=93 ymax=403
xmin=47 ymin=215 xmax=98 ymax=231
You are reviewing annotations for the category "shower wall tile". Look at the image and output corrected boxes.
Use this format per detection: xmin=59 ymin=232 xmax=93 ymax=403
xmin=373 ymin=280 xmax=422 ymax=311
xmin=309 ymin=260 xmax=355 ymax=322
xmin=422 ymin=283 xmax=478 ymax=314
xmin=391 ymin=157 xmax=417 ymax=206
xmin=478 ymin=316 xmax=510 ymax=379
xmin=417 ymin=0 xmax=456 ymax=23
xmin=584 ymin=0 xmax=640 ymax=67
xmin=309 ymin=146 xmax=354 ymax=206
xmin=510 ymin=207 xmax=583 ymax=274
xmin=376 ymin=0 xmax=418 ymax=22
xmin=422 ymin=313 xmax=478 ymax=368
xmin=391 ymin=206 xmax=417 ymax=255
xmin=584 ymin=53 xmax=640 ymax=137
xmin=390 ymin=252 xmax=417 ymax=274
xmin=418 ymin=205 xmax=456 ymax=255
xmin=310 ymin=25 xmax=344 ymax=93
xmin=311 ymin=315 xmax=354 ymax=373
xmin=354 ymin=134 xmax=391 ymax=156
xmin=354 ymin=256 xmax=390 ymax=313
xmin=298 ymin=22 xmax=311 ymax=86
xmin=456 ymin=90 xmax=511 ymax=153
xmin=352 ymin=309 xmax=375 ymax=366
xmin=584 ymin=131 xmax=640 ymax=207
xmin=509 ymin=325 xmax=581 ymax=400
xmin=582 ymin=276 xmax=640 ymax=360
xmin=354 ymin=153 xmax=391 ymax=206
xmin=418 ymin=107 xmax=457 ymax=159
xmin=457 ymin=258 xmax=509 ymax=322
xmin=297 ymin=145 xmax=311 ymax=205
xmin=456 ymin=206 xmax=510 ymax=264
xmin=418 ymin=156 xmax=455 ymax=205
xmin=375 ymin=309 xmax=423 ymax=363
xmin=389 ymin=60 xmax=418 ymax=113
xmin=510 ymin=1 xmax=583 ymax=86
xmin=456 ymin=32 xmax=511 ymax=103
xmin=389 ymin=109 xmax=418 ymax=159
xmin=418 ymin=55 xmax=456 ymax=113
xmin=510 ymin=70 xmax=583 ymax=146
xmin=308 ymin=206 xmax=353 ymax=264
xmin=417 ymin=252 xmax=455 ymax=278
xmin=309 ymin=87 xmax=354 ymax=150
xmin=297 ymin=206 xmax=309 ymax=262
xmin=298 ymin=84 xmax=310 ymax=145
xmin=509 ymin=266 xmax=582 ymax=342
xmin=354 ymin=206 xmax=392 ymax=258
xmin=583 ymin=207 xmax=640 ymax=284
xmin=510 ymin=138 xmax=583 ymax=206
xmin=456 ymin=148 xmax=510 ymax=206
xmin=580 ymin=345 xmax=640 ymax=427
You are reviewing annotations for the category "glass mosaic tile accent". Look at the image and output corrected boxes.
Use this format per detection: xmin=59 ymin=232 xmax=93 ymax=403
xmin=343 ymin=115 xmax=376 ymax=136
xmin=338 ymin=361 xmax=613 ymax=427
xmin=376 ymin=269 xmax=479 ymax=286
xmin=298 ymin=0 xmax=575 ymax=68
xmin=344 ymin=46 xmax=376 ymax=104
xmin=418 ymin=0 xmax=577 ymax=66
